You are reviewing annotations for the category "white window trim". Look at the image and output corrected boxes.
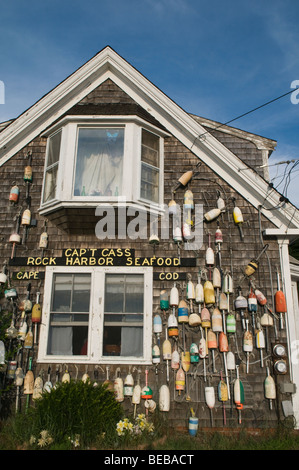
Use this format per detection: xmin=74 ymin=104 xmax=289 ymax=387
xmin=39 ymin=115 xmax=168 ymax=216
xmin=37 ymin=265 xmax=153 ymax=365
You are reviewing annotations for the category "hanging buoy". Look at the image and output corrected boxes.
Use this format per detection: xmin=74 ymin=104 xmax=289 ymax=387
xmin=32 ymin=292 xmax=41 ymax=344
xmin=275 ymin=270 xmax=287 ymax=330
xmin=218 ymin=375 xmax=228 ymax=402
xmin=23 ymin=360 xmax=34 ymax=395
xmin=173 ymin=225 xmax=183 ymax=243
xmin=199 ymin=334 xmax=207 ymax=381
xmin=152 ymin=344 xmax=161 ymax=364
xmin=256 ymin=328 xmax=265 ymax=367
xmin=223 ymin=273 xmax=233 ymax=294
xmin=44 ymin=367 xmax=53 ymax=392
xmin=190 ymin=342 xmax=199 ymax=363
xmin=18 ymin=318 xmax=27 ymax=342
xmin=33 ymin=375 xmax=43 ymax=400
xmin=184 ymin=189 xmax=194 ymax=209
xmin=0 ymin=265 xmax=7 ymax=284
xmin=103 ymin=366 xmax=114 ymax=392
xmin=219 ymin=332 xmax=229 ymax=396
xmin=124 ymin=370 xmax=134 ymax=397
xmin=205 ymin=386 xmax=215 ymax=409
xmin=205 ymin=386 xmax=215 ymax=427
xmin=170 ymin=284 xmax=179 ymax=307
xmin=219 ymin=293 xmax=228 ymax=334
xmin=206 ymin=246 xmax=215 ymax=266
xmin=24 ymin=164 xmax=33 ymax=183
xmin=159 ymin=385 xmax=170 ymax=412
xmin=227 ymin=351 xmax=236 ymax=373
xmin=243 ymin=319 xmax=253 ymax=373
xmin=181 ymin=350 xmax=191 ymax=372
xmin=232 ymin=202 xmax=244 ymax=241
xmin=132 ymin=383 xmax=141 ymax=408
xmin=21 ymin=209 xmax=31 ymax=226
xmin=264 ymin=366 xmax=276 ymax=410
xmin=215 ymin=226 xmax=223 ymax=245
xmin=168 ymin=313 xmax=178 ymax=337
xmin=195 ymin=274 xmax=204 ymax=304
xmin=244 ymin=244 xmax=269 ymax=277
xmin=235 ymin=291 xmax=247 ymax=330
xmin=141 ymin=385 xmax=153 ymax=400
xmin=204 ymin=281 xmax=215 ymax=305
xmin=217 ymin=196 xmax=225 ymax=212
xmin=175 ymin=367 xmax=185 ymax=394
xmin=178 ymin=300 xmax=189 ymax=323
xmin=178 ymin=170 xmax=193 ymax=187
xmin=226 ymin=313 xmax=236 ymax=334
xmin=163 ymin=328 xmax=172 ymax=382
xmin=204 ymin=208 xmax=221 ymax=222
xmin=39 ymin=231 xmax=48 ymax=249
xmin=255 ymin=288 xmax=267 ymax=306
xmin=62 ymin=368 xmax=70 ymax=383
xmin=82 ymin=372 xmax=89 ymax=383
xmin=9 ymin=185 xmax=19 ymax=204
xmin=171 ymin=346 xmax=180 ymax=369
xmin=9 ymin=232 xmax=21 ymax=244
xmin=153 ymin=313 xmax=162 ymax=335
xmin=207 ymin=330 xmax=217 ymax=372
xmin=201 ymin=307 xmax=211 ymax=328
xmin=212 ymin=307 xmax=223 ymax=333
xmin=234 ymin=366 xmax=244 ymax=424
xmin=24 ymin=324 xmax=33 ymax=349
xmin=186 ymin=279 xmax=195 ymax=301
xmin=189 ymin=311 xmax=202 ymax=327
xmin=188 ymin=410 xmax=199 ymax=437
xmin=168 ymin=199 xmax=177 ymax=215
xmin=248 ymin=288 xmax=257 ymax=331
xmin=218 ymin=372 xmax=229 ymax=425
xmin=114 ymin=370 xmax=124 ymax=402
xmin=160 ymin=290 xmax=169 ymax=311
xmin=212 ymin=267 xmax=221 ymax=289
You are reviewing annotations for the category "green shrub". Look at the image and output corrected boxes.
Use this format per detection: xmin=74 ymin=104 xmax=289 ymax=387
xmin=13 ymin=379 xmax=123 ymax=448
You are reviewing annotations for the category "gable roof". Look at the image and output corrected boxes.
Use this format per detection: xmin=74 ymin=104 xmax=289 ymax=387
xmin=0 ymin=45 xmax=298 ymax=232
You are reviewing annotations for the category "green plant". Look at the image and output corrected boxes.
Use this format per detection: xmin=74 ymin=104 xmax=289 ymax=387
xmin=12 ymin=379 xmax=123 ymax=448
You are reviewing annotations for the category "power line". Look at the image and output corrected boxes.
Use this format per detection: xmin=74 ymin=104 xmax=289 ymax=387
xmin=191 ymin=87 xmax=299 ymax=149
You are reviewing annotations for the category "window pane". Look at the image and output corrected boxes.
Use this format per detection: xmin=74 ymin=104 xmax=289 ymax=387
xmin=72 ymin=275 xmax=91 ymax=312
xmin=74 ymin=128 xmax=124 ymax=197
xmin=104 ymin=274 xmax=144 ymax=357
xmin=141 ymin=163 xmax=159 ymax=203
xmin=47 ymin=131 xmax=61 ymax=167
xmin=104 ymin=274 xmax=124 ymax=312
xmin=48 ymin=273 xmax=90 ymax=356
xmin=141 ymin=129 xmax=159 ymax=167
xmin=47 ymin=325 xmax=88 ymax=356
xmin=52 ymin=274 xmax=72 ymax=312
xmin=43 ymin=165 xmax=58 ymax=203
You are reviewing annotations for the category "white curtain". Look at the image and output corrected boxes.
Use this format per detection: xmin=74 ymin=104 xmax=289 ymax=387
xmin=79 ymin=152 xmax=123 ymax=196
xmin=48 ymin=326 xmax=73 ymax=355
xmin=121 ymin=327 xmax=143 ymax=357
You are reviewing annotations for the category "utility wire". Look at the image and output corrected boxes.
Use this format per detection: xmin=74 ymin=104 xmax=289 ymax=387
xmin=190 ymin=87 xmax=299 ymax=149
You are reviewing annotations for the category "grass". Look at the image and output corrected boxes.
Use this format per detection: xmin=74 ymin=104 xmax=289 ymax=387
xmin=1 ymin=417 xmax=299 ymax=450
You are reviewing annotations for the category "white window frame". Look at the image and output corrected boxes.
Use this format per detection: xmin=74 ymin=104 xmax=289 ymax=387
xmin=37 ymin=265 xmax=153 ymax=365
xmin=39 ymin=116 xmax=167 ymax=215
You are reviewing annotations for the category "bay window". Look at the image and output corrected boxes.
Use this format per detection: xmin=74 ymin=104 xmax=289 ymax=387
xmin=39 ymin=116 xmax=167 ymax=215
xmin=38 ymin=266 xmax=153 ymax=364
xmin=74 ymin=127 xmax=124 ymax=197
xmin=42 ymin=129 xmax=61 ymax=204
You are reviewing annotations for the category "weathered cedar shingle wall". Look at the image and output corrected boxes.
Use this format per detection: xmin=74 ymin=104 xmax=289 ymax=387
xmin=0 ymin=79 xmax=288 ymax=428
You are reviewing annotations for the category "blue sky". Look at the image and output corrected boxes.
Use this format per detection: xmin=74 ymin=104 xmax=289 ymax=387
xmin=1 ymin=0 xmax=299 ymax=206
